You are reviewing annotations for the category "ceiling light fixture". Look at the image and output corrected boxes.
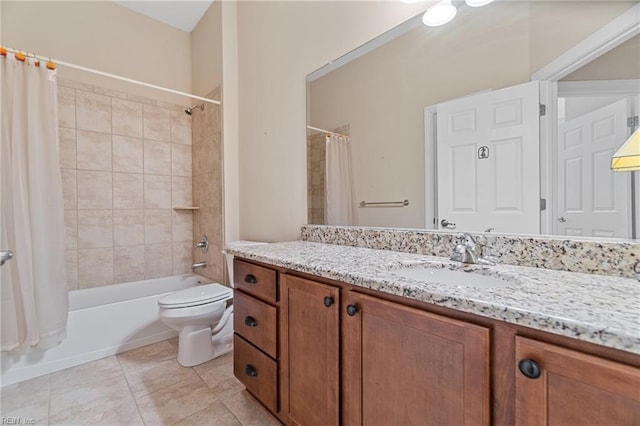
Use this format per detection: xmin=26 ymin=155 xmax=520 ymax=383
xmin=465 ymin=0 xmax=495 ymax=7
xmin=422 ymin=0 xmax=457 ymax=27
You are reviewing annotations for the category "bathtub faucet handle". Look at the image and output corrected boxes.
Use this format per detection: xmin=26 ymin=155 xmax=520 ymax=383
xmin=195 ymin=236 xmax=209 ymax=253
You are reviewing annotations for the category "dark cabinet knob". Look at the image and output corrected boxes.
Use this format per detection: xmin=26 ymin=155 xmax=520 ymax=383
xmin=245 ymin=364 xmax=258 ymax=377
xmin=244 ymin=316 xmax=257 ymax=327
xmin=518 ymin=358 xmax=541 ymax=379
xmin=323 ymin=296 xmax=334 ymax=307
xmin=346 ymin=304 xmax=358 ymax=316
xmin=244 ymin=274 xmax=257 ymax=284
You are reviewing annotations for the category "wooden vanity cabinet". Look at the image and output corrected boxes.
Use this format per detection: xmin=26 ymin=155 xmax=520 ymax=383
xmin=233 ymin=258 xmax=640 ymax=426
xmin=343 ymin=291 xmax=490 ymax=426
xmin=515 ymin=336 xmax=640 ymax=426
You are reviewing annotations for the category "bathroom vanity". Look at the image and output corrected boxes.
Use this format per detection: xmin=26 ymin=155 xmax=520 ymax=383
xmin=230 ymin=232 xmax=640 ymax=425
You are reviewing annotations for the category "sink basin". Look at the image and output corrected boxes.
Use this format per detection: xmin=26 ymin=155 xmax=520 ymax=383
xmin=391 ymin=266 xmax=513 ymax=289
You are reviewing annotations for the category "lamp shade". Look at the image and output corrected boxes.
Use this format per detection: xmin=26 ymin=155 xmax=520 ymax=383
xmin=611 ymin=127 xmax=640 ymax=172
xmin=422 ymin=0 xmax=457 ymax=27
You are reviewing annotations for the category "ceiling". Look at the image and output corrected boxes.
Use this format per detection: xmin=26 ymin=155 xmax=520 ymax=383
xmin=114 ymin=1 xmax=214 ymax=32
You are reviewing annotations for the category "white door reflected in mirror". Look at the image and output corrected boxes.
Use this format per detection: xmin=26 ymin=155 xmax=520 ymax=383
xmin=435 ymin=81 xmax=540 ymax=234
xmin=557 ymin=99 xmax=631 ymax=238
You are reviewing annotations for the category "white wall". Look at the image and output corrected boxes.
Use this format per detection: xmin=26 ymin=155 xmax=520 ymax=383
xmin=235 ymin=1 xmax=427 ymax=242
xmin=527 ymin=1 xmax=637 ymax=74
xmin=191 ymin=1 xmax=223 ymax=97
xmin=1 ymin=1 xmax=192 ymax=104
xmin=222 ymin=0 xmax=241 ymax=244
xmin=564 ymin=34 xmax=640 ymax=81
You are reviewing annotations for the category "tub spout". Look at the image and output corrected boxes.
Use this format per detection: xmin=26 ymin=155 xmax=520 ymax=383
xmin=192 ymin=262 xmax=207 ymax=271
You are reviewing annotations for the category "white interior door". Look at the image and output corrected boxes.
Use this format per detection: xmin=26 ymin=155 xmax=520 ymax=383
xmin=436 ymin=81 xmax=540 ymax=233
xmin=557 ymin=98 xmax=630 ymax=238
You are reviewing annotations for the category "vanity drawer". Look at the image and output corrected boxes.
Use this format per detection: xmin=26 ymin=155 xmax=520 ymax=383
xmin=234 ymin=334 xmax=278 ymax=413
xmin=234 ymin=259 xmax=277 ymax=303
xmin=234 ymin=290 xmax=277 ymax=358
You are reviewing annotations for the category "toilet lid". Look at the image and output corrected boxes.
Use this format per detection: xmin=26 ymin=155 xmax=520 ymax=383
xmin=158 ymin=283 xmax=232 ymax=308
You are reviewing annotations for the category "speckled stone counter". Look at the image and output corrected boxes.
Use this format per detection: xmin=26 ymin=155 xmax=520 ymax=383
xmin=228 ymin=241 xmax=640 ymax=355
xmin=301 ymin=225 xmax=640 ymax=278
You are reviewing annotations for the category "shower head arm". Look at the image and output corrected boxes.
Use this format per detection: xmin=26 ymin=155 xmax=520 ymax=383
xmin=184 ymin=104 xmax=205 ymax=115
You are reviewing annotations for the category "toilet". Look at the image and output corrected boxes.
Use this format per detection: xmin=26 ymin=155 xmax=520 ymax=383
xmin=158 ymin=241 xmax=266 ymax=367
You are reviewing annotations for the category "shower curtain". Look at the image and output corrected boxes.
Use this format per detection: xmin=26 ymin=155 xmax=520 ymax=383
xmin=1 ymin=54 xmax=68 ymax=350
xmin=325 ymin=133 xmax=356 ymax=225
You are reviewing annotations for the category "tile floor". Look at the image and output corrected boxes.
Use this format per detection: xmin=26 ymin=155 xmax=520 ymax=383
xmin=0 ymin=338 xmax=282 ymax=426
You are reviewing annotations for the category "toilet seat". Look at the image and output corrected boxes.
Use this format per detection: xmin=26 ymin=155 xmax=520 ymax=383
xmin=158 ymin=283 xmax=232 ymax=309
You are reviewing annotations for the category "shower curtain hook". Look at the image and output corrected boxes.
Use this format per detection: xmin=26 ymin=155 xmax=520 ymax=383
xmin=27 ymin=52 xmax=40 ymax=67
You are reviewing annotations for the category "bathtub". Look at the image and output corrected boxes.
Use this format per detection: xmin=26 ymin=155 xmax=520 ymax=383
xmin=1 ymin=274 xmax=208 ymax=386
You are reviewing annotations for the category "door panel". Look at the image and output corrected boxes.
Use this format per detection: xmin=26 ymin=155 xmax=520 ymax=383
xmin=437 ymin=81 xmax=540 ymax=233
xmin=451 ymin=144 xmax=478 ymax=212
xmin=492 ymin=137 xmax=523 ymax=211
xmin=557 ymin=99 xmax=630 ymax=237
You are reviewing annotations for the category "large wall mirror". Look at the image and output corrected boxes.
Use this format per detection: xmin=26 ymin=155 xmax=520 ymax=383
xmin=306 ymin=0 xmax=640 ymax=240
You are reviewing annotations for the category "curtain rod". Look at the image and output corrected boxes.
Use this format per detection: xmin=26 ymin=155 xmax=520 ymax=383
xmin=2 ymin=46 xmax=221 ymax=105
xmin=306 ymin=125 xmax=349 ymax=138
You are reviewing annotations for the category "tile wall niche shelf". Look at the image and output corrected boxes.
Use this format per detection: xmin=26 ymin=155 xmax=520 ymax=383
xmin=173 ymin=206 xmax=200 ymax=210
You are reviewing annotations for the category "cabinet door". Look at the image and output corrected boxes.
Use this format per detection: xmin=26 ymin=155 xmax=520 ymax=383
xmin=343 ymin=292 xmax=490 ymax=426
xmin=515 ymin=336 xmax=640 ymax=426
xmin=281 ymin=275 xmax=340 ymax=426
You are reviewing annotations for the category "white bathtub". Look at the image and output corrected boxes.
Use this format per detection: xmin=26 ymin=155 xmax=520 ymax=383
xmin=1 ymin=274 xmax=208 ymax=386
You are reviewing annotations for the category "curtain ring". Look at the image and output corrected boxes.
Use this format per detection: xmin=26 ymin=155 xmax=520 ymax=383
xmin=27 ymin=52 xmax=40 ymax=67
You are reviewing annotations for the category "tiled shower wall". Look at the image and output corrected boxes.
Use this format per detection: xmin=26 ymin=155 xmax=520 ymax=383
xmin=192 ymin=87 xmax=225 ymax=284
xmin=307 ymin=132 xmax=326 ymax=224
xmin=58 ymin=79 xmax=194 ymax=290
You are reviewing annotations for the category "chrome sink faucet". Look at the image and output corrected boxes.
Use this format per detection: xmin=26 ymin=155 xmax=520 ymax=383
xmin=450 ymin=233 xmax=496 ymax=266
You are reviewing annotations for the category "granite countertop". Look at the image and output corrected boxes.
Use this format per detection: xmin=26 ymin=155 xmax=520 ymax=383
xmin=228 ymin=241 xmax=640 ymax=355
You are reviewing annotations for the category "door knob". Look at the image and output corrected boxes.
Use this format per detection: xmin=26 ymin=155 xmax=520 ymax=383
xmin=0 ymin=250 xmax=13 ymax=267
xmin=440 ymin=219 xmax=456 ymax=229
xmin=323 ymin=296 xmax=334 ymax=307
xmin=557 ymin=217 xmax=567 ymax=223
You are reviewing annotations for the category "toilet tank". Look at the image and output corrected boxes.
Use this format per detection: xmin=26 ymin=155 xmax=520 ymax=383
xmin=223 ymin=241 xmax=267 ymax=287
